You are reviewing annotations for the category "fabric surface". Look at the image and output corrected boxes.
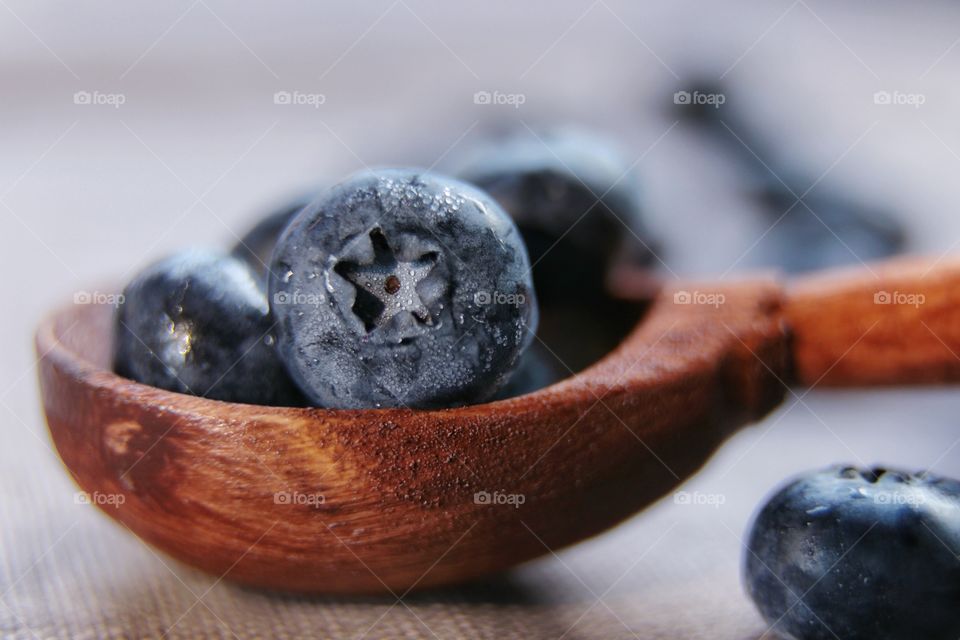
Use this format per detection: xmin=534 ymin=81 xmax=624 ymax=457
xmin=4 ymin=2 xmax=960 ymax=637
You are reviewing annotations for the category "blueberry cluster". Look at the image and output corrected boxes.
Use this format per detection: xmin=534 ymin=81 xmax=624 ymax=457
xmin=113 ymin=151 xmax=591 ymax=408
xmin=109 ymin=128 xmax=948 ymax=632
xmin=113 ymin=129 xmax=657 ymax=409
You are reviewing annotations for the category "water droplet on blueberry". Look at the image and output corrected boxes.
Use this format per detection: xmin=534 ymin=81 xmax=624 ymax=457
xmin=744 ymin=464 xmax=960 ymax=640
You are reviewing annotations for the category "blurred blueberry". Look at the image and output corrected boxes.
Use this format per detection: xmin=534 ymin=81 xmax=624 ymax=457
xmin=745 ymin=465 xmax=960 ymax=640
xmin=677 ymin=80 xmax=906 ymax=272
xmin=754 ymin=187 xmax=906 ymax=272
xmin=456 ymin=128 xmax=657 ymax=305
xmin=231 ymin=191 xmax=320 ymax=279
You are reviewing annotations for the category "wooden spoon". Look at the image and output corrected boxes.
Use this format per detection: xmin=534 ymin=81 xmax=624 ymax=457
xmin=36 ymin=255 xmax=960 ymax=594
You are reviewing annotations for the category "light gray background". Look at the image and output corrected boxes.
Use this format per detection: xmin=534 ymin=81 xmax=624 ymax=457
xmin=3 ymin=1 xmax=960 ymax=638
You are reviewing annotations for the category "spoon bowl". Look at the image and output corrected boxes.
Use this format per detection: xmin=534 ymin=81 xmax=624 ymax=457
xmin=37 ymin=277 xmax=787 ymax=594
xmin=39 ymin=255 xmax=960 ymax=594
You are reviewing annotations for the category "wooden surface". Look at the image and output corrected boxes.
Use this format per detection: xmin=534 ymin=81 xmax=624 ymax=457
xmin=37 ymin=254 xmax=960 ymax=594
xmin=37 ymin=279 xmax=788 ymax=593
xmin=788 ymin=256 xmax=960 ymax=387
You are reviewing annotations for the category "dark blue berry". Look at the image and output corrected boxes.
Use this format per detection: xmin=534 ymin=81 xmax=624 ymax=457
xmin=493 ymin=344 xmax=562 ymax=400
xmin=269 ymin=169 xmax=538 ymax=409
xmin=231 ymin=192 xmax=317 ymax=279
xmin=456 ymin=129 xmax=656 ymax=305
xmin=678 ymin=80 xmax=906 ymax=272
xmin=744 ymin=465 xmax=960 ymax=640
xmin=754 ymin=189 xmax=906 ymax=272
xmin=114 ymin=249 xmax=302 ymax=406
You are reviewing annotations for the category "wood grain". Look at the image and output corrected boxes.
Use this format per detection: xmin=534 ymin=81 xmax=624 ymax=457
xmin=36 ymin=278 xmax=788 ymax=594
xmin=787 ymin=255 xmax=960 ymax=387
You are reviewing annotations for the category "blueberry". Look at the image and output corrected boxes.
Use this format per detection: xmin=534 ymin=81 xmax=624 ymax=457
xmin=269 ymin=168 xmax=538 ymax=409
xmin=677 ymin=80 xmax=906 ymax=272
xmin=456 ymin=128 xmax=656 ymax=305
xmin=231 ymin=192 xmax=317 ymax=279
xmin=114 ymin=249 xmax=302 ymax=406
xmin=744 ymin=465 xmax=960 ymax=640
xmin=754 ymin=188 xmax=906 ymax=272
xmin=493 ymin=343 xmax=562 ymax=400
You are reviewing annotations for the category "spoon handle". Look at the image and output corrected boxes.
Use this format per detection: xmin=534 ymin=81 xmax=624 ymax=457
xmin=786 ymin=255 xmax=960 ymax=387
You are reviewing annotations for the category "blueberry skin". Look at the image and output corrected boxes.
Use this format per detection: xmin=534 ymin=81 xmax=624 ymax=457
xmin=114 ymin=249 xmax=302 ymax=406
xmin=745 ymin=465 xmax=960 ymax=640
xmin=457 ymin=129 xmax=656 ymax=305
xmin=493 ymin=343 xmax=562 ymax=400
xmin=269 ymin=169 xmax=539 ymax=409
xmin=231 ymin=192 xmax=317 ymax=280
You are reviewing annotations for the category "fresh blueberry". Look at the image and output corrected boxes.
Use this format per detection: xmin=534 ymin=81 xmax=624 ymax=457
xmin=744 ymin=465 xmax=960 ymax=640
xmin=456 ymin=128 xmax=656 ymax=305
xmin=231 ymin=192 xmax=317 ymax=279
xmin=114 ymin=249 xmax=302 ymax=406
xmin=269 ymin=168 xmax=538 ymax=409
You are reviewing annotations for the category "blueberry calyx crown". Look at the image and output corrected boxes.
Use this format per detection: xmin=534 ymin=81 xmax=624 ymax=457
xmin=333 ymin=227 xmax=439 ymax=332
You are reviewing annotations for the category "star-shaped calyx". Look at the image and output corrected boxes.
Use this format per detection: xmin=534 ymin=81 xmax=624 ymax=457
xmin=334 ymin=229 xmax=438 ymax=332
